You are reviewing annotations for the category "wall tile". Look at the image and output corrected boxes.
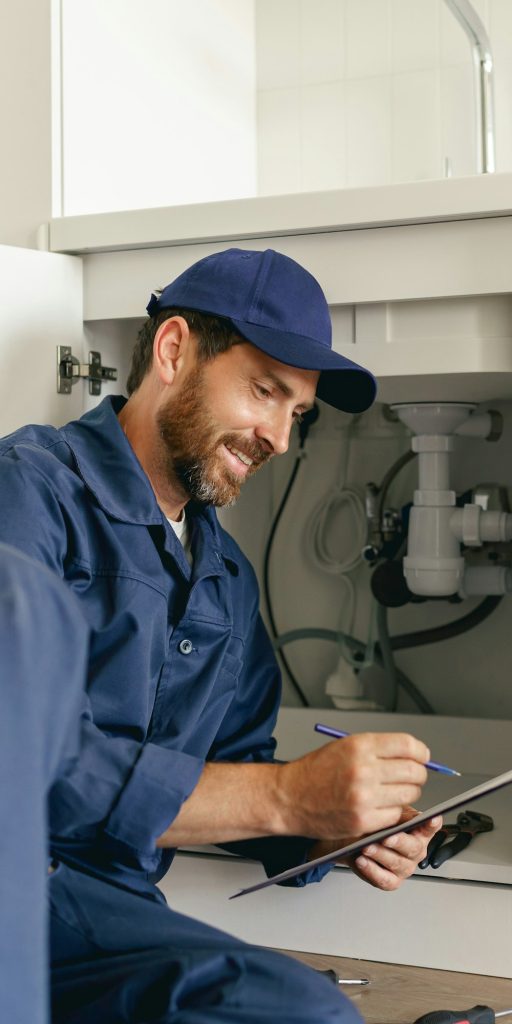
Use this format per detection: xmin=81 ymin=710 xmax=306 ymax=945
xmin=489 ymin=0 xmax=512 ymax=172
xmin=256 ymin=0 xmax=301 ymax=90
xmin=257 ymin=88 xmax=301 ymax=194
xmin=489 ymin=0 xmax=512 ymax=35
xmin=346 ymin=0 xmax=391 ymax=79
xmin=440 ymin=64 xmax=477 ymax=178
xmin=391 ymin=0 xmax=440 ymax=74
xmin=346 ymin=77 xmax=392 ymax=187
xmin=300 ymin=0 xmax=345 ymax=85
xmin=300 ymin=82 xmax=346 ymax=191
xmin=391 ymin=69 xmax=442 ymax=182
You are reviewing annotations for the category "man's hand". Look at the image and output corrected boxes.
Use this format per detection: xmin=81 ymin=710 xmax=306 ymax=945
xmin=309 ymin=809 xmax=443 ymax=892
xmin=157 ymin=731 xmax=433 ymax=850
xmin=278 ymin=732 xmax=430 ymax=839
xmin=348 ymin=808 xmax=442 ymax=890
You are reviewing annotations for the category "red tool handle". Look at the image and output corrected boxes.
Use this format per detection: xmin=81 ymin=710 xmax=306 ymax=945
xmin=414 ymin=1007 xmax=494 ymax=1024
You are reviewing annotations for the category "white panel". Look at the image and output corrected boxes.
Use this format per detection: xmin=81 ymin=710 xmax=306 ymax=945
xmin=489 ymin=0 xmax=512 ymax=174
xmin=345 ymin=0 xmax=390 ymax=79
xmin=391 ymin=0 xmax=440 ymax=74
xmin=255 ymin=0 xmax=300 ymax=90
xmin=300 ymin=83 xmax=346 ymax=192
xmin=79 ymin=215 xmax=512 ymax=317
xmin=257 ymin=89 xmax=301 ymax=195
xmin=300 ymin=0 xmax=345 ymax=85
xmin=441 ymin=64 xmax=476 ymax=178
xmin=392 ymin=70 xmax=442 ymax=183
xmin=48 ymin=174 xmax=512 ymax=254
xmin=346 ymin=77 xmax=392 ymax=188
xmin=161 ymin=854 xmax=512 ymax=977
xmin=0 ymin=246 xmax=84 ymax=434
xmin=61 ymin=0 xmax=256 ymax=214
xmin=0 ymin=0 xmax=52 ymax=247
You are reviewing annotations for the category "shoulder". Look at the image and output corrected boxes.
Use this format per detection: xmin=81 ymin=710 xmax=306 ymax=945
xmin=0 ymin=422 xmax=76 ymax=483
xmin=0 ymin=421 xmax=62 ymax=455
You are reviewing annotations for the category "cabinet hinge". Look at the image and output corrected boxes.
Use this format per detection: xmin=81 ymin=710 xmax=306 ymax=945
xmin=57 ymin=346 xmax=118 ymax=396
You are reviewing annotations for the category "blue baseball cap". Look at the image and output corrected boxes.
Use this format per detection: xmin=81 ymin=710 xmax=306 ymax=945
xmin=146 ymin=248 xmax=376 ymax=414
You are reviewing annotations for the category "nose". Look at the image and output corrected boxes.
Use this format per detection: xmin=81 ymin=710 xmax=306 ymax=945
xmin=255 ymin=409 xmax=292 ymax=456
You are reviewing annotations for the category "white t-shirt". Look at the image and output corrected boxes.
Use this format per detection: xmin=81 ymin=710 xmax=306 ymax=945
xmin=167 ymin=512 xmax=193 ymax=565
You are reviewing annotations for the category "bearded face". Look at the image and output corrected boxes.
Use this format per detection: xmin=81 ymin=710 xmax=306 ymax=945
xmin=156 ymin=362 xmax=271 ymax=507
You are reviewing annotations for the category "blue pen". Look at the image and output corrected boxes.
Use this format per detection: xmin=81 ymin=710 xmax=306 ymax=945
xmin=314 ymin=723 xmax=461 ymax=776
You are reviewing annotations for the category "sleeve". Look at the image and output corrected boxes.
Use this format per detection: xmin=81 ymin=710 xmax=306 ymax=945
xmin=49 ymin=715 xmax=205 ymax=871
xmin=0 ymin=455 xmax=205 ymax=870
xmin=0 ymin=454 xmax=70 ymax=572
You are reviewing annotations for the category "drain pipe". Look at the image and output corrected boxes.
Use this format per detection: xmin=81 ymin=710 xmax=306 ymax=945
xmin=390 ymin=403 xmax=511 ymax=598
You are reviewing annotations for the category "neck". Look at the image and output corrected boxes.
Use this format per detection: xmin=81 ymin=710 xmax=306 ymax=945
xmin=118 ymin=393 xmax=189 ymax=521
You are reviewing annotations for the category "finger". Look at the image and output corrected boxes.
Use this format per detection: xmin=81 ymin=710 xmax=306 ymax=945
xmin=378 ymin=759 xmax=428 ymax=786
xmin=408 ymin=815 xmax=444 ymax=840
xmin=374 ymin=833 xmax=428 ymax=865
xmin=397 ymin=805 xmax=442 ymax=826
xmin=351 ymin=854 xmax=405 ymax=892
xmin=376 ymin=783 xmax=425 ymax=809
xmin=368 ymin=732 xmax=431 ymax=765
xmin=359 ymin=842 xmax=415 ymax=877
xmin=375 ymin=815 xmax=443 ymax=862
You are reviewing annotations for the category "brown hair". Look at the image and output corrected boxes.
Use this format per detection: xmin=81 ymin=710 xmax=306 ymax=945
xmin=126 ymin=307 xmax=243 ymax=395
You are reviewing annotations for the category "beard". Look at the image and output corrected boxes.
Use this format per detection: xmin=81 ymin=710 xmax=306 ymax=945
xmin=156 ymin=364 xmax=270 ymax=507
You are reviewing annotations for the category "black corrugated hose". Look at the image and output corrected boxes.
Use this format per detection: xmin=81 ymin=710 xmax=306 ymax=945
xmin=262 ymin=405 xmax=320 ymax=706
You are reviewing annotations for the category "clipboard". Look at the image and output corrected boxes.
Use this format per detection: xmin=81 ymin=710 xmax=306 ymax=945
xmin=230 ymin=767 xmax=512 ymax=899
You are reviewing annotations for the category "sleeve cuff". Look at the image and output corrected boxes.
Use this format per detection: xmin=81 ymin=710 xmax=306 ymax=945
xmin=220 ymin=835 xmax=334 ymax=888
xmin=104 ymin=742 xmax=204 ymax=857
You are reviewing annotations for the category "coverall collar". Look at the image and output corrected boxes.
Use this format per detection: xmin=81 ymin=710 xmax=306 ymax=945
xmin=62 ymin=395 xmax=164 ymax=525
xmin=61 ymin=397 xmax=239 ymax=576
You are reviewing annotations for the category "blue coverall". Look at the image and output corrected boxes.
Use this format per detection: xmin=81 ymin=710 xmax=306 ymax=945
xmin=0 ymin=543 xmax=89 ymax=1024
xmin=0 ymin=397 xmax=362 ymax=1024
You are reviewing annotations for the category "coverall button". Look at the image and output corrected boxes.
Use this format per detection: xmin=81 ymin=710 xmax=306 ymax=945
xmin=179 ymin=638 xmax=193 ymax=655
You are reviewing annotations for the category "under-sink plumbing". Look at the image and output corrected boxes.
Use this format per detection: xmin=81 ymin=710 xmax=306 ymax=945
xmin=391 ymin=402 xmax=512 ymax=597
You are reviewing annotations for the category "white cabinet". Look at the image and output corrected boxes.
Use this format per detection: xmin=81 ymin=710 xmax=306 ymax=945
xmin=0 ymin=245 xmax=85 ymax=433
xmin=0 ymin=244 xmax=130 ymax=434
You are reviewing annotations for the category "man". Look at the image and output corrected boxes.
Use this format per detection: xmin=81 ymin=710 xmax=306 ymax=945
xmin=0 ymin=543 xmax=89 ymax=1024
xmin=0 ymin=248 xmax=440 ymax=1023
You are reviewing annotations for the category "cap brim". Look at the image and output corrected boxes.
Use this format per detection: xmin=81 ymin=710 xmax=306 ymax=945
xmin=230 ymin=319 xmax=377 ymax=414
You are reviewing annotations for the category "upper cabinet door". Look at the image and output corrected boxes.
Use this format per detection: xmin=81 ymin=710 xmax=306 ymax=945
xmin=0 ymin=245 xmax=85 ymax=435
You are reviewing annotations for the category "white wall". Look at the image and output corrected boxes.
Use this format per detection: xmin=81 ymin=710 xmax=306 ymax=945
xmin=256 ymin=0 xmax=512 ymax=195
xmin=0 ymin=0 xmax=53 ymax=248
xmin=57 ymin=0 xmax=512 ymax=216
xmin=59 ymin=0 xmax=257 ymax=215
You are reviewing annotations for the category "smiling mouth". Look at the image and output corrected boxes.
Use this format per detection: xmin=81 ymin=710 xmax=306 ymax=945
xmin=225 ymin=443 xmax=254 ymax=467
xmin=221 ymin=443 xmax=255 ymax=477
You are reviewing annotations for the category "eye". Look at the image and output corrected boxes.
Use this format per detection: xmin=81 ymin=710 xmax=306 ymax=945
xmin=255 ymin=383 xmax=272 ymax=399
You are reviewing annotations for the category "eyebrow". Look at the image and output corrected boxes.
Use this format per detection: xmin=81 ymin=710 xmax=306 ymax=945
xmin=265 ymin=371 xmax=316 ymax=413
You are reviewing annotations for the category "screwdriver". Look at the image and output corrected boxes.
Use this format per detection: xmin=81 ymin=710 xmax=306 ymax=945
xmin=317 ymin=969 xmax=369 ymax=986
xmin=414 ymin=1006 xmax=512 ymax=1023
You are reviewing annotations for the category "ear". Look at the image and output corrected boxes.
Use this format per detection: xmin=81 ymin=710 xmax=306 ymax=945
xmin=153 ymin=317 xmax=192 ymax=386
